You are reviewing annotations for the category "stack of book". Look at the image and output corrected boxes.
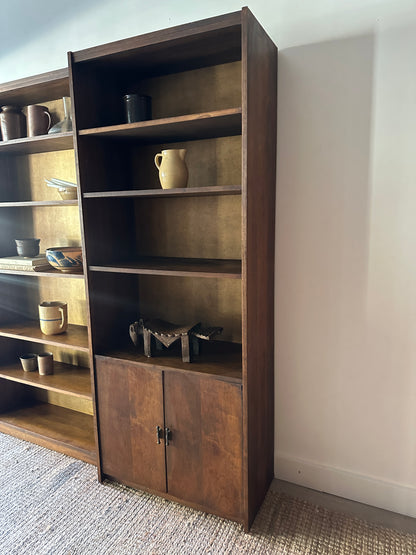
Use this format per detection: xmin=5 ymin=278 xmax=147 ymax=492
xmin=0 ymin=254 xmax=52 ymax=272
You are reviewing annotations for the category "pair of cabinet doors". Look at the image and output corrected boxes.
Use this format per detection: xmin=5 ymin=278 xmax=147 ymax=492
xmin=95 ymin=357 xmax=243 ymax=521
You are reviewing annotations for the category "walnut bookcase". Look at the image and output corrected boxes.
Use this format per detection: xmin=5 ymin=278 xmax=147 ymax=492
xmin=0 ymin=69 xmax=95 ymax=464
xmin=0 ymin=7 xmax=276 ymax=530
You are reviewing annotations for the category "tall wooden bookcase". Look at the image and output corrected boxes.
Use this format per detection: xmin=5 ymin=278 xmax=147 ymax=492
xmin=0 ymin=8 xmax=276 ymax=529
xmin=0 ymin=69 xmax=96 ymax=464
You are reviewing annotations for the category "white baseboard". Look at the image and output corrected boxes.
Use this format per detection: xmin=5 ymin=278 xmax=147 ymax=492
xmin=276 ymin=453 xmax=416 ymax=518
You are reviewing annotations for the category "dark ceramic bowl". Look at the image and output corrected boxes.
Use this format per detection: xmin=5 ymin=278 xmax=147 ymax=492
xmin=15 ymin=238 xmax=40 ymax=258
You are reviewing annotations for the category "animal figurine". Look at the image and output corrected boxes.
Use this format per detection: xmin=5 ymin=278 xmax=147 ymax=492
xmin=129 ymin=317 xmax=223 ymax=363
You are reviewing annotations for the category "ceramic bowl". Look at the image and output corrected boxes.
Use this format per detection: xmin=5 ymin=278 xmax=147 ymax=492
xmin=58 ymin=187 xmax=77 ymax=201
xmin=46 ymin=247 xmax=83 ymax=273
xmin=15 ymin=238 xmax=40 ymax=257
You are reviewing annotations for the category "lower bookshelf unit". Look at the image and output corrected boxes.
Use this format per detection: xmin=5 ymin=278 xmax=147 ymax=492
xmin=95 ymin=356 xmax=244 ymax=522
xmin=0 ymin=403 xmax=95 ymax=464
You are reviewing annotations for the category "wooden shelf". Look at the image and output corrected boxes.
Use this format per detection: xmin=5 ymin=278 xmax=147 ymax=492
xmin=0 ymin=132 xmax=73 ymax=155
xmin=96 ymin=340 xmax=242 ymax=383
xmin=0 ymin=200 xmax=78 ymax=207
xmin=83 ymin=185 xmax=242 ymax=199
xmin=0 ymin=268 xmax=84 ymax=278
xmin=0 ymin=322 xmax=89 ymax=352
xmin=89 ymin=257 xmax=242 ymax=279
xmin=78 ymin=108 xmax=241 ymax=143
xmin=0 ymin=361 xmax=92 ymax=399
xmin=0 ymin=68 xmax=69 ymax=106
xmin=0 ymin=403 xmax=96 ymax=464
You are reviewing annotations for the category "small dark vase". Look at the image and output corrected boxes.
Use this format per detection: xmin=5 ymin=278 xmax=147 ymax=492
xmin=15 ymin=238 xmax=40 ymax=258
xmin=0 ymin=106 xmax=26 ymax=141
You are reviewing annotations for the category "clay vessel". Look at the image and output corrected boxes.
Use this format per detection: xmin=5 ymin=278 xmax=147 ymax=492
xmin=26 ymin=105 xmax=51 ymax=137
xmin=154 ymin=149 xmax=188 ymax=189
xmin=0 ymin=106 xmax=25 ymax=140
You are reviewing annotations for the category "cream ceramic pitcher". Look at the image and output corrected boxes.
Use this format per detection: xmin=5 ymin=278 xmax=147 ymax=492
xmin=154 ymin=148 xmax=188 ymax=189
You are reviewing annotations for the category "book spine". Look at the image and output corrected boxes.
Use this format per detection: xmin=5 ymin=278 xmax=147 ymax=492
xmin=0 ymin=264 xmax=52 ymax=272
xmin=0 ymin=260 xmax=48 ymax=267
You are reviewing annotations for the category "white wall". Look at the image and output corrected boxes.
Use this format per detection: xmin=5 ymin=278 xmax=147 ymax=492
xmin=2 ymin=0 xmax=416 ymax=518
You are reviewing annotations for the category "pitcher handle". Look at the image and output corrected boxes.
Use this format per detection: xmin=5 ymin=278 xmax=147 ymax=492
xmin=45 ymin=109 xmax=52 ymax=132
xmin=154 ymin=153 xmax=163 ymax=170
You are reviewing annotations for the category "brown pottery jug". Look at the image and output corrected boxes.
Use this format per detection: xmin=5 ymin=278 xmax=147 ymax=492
xmin=0 ymin=106 xmax=26 ymax=140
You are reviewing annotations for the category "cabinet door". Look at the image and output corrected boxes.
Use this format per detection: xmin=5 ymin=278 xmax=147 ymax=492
xmin=164 ymin=372 xmax=243 ymax=521
xmin=95 ymin=358 xmax=166 ymax=493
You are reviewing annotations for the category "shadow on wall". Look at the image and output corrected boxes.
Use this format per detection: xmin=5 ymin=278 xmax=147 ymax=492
xmin=276 ymin=34 xmax=375 ymax=463
xmin=0 ymin=0 xmax=105 ymax=55
xmin=0 ymin=0 xmax=238 ymax=61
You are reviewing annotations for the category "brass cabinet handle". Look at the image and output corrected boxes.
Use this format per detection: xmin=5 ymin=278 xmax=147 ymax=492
xmin=156 ymin=425 xmax=163 ymax=444
xmin=164 ymin=426 xmax=171 ymax=446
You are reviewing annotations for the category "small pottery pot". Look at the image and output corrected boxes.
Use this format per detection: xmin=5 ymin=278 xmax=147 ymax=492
xmin=19 ymin=353 xmax=37 ymax=372
xmin=58 ymin=187 xmax=77 ymax=200
xmin=154 ymin=149 xmax=188 ymax=189
xmin=0 ymin=106 xmax=26 ymax=140
xmin=15 ymin=238 xmax=40 ymax=257
xmin=123 ymin=94 xmax=152 ymax=123
xmin=37 ymin=352 xmax=54 ymax=375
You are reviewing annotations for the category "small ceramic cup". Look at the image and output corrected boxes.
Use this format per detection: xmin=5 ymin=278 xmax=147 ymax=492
xmin=39 ymin=301 xmax=68 ymax=335
xmin=15 ymin=238 xmax=40 ymax=258
xmin=19 ymin=353 xmax=37 ymax=372
xmin=37 ymin=352 xmax=54 ymax=375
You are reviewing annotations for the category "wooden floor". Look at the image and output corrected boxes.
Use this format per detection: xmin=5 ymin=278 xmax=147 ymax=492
xmin=272 ymin=479 xmax=416 ymax=535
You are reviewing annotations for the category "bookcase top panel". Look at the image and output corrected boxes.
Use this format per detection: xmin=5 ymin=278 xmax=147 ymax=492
xmin=0 ymin=68 xmax=69 ymax=107
xmin=71 ymin=11 xmax=242 ymax=76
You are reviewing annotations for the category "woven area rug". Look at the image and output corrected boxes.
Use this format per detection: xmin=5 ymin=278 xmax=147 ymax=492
xmin=0 ymin=433 xmax=415 ymax=554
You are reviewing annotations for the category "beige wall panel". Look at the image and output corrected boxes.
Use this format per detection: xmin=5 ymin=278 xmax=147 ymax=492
xmin=41 ymin=346 xmax=90 ymax=368
xmin=135 ymin=194 xmax=241 ymax=259
xmin=37 ymin=278 xmax=87 ymax=326
xmin=15 ymin=149 xmax=76 ymax=202
xmin=34 ymin=389 xmax=93 ymax=415
xmin=139 ymin=61 xmax=241 ymax=118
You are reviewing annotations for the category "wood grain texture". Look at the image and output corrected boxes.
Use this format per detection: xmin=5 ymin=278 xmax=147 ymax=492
xmin=95 ymin=358 xmax=166 ymax=492
xmin=96 ymin=339 xmax=242 ymax=382
xmin=66 ymin=7 xmax=276 ymax=529
xmin=90 ymin=257 xmax=241 ymax=278
xmin=83 ymin=185 xmax=241 ymax=199
xmin=78 ymin=109 xmax=241 ymax=142
xmin=0 ymin=267 xmax=84 ymax=278
xmin=71 ymin=11 xmax=242 ymax=66
xmin=0 ymin=402 xmax=95 ymax=463
xmin=241 ymin=7 xmax=277 ymax=529
xmin=0 ymin=133 xmax=73 ymax=154
xmin=164 ymin=372 xmax=243 ymax=521
xmin=0 ymin=322 xmax=89 ymax=351
xmin=0 ymin=200 xmax=78 ymax=207
xmin=0 ymin=68 xmax=69 ymax=106
xmin=0 ymin=361 xmax=91 ymax=398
